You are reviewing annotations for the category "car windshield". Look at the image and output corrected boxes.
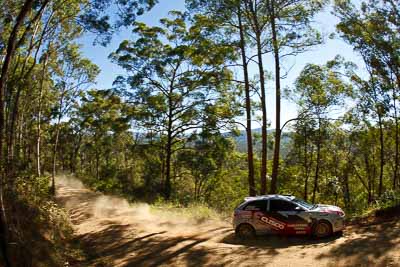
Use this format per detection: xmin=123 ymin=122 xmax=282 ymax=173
xmin=292 ymin=198 xmax=314 ymax=210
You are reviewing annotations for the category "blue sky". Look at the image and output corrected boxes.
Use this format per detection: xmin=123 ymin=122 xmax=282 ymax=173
xmin=79 ymin=0 xmax=364 ymax=130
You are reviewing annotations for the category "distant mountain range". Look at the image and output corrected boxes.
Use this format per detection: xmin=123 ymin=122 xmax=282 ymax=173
xmin=133 ymin=127 xmax=293 ymax=158
xmin=224 ymin=128 xmax=293 ymax=158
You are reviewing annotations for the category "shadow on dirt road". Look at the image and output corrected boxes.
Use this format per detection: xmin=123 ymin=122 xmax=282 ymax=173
xmin=316 ymin=220 xmax=400 ymax=266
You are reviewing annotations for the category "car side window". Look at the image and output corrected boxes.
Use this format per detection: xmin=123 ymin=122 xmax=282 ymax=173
xmin=269 ymin=200 xmax=298 ymax=212
xmin=244 ymin=200 xmax=267 ymax=211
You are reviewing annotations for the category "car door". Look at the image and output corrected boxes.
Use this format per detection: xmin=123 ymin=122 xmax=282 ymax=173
xmin=241 ymin=200 xmax=272 ymax=234
xmin=268 ymin=199 xmax=310 ymax=234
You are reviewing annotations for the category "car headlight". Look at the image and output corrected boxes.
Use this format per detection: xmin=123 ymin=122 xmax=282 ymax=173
xmin=326 ymin=210 xmax=345 ymax=217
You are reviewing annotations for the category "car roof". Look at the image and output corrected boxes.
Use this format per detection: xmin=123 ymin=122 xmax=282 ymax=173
xmin=243 ymin=194 xmax=295 ymax=202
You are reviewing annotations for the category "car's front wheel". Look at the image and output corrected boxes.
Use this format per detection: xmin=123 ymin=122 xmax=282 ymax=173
xmin=236 ymin=224 xmax=255 ymax=239
xmin=313 ymin=220 xmax=332 ymax=238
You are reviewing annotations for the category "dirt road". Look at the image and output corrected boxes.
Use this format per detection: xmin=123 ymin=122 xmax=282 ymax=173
xmin=56 ymin=177 xmax=400 ymax=267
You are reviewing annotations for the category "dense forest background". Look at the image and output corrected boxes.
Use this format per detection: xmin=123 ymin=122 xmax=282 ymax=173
xmin=0 ymin=0 xmax=399 ymax=265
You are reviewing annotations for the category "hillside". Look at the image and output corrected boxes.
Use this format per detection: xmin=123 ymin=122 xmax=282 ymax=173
xmin=226 ymin=128 xmax=293 ymax=157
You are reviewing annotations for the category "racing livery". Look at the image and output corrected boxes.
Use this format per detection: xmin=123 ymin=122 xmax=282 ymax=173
xmin=233 ymin=195 xmax=345 ymax=238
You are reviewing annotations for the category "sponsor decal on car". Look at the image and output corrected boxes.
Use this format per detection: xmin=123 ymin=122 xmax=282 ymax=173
xmin=287 ymin=224 xmax=308 ymax=227
xmin=260 ymin=216 xmax=285 ymax=230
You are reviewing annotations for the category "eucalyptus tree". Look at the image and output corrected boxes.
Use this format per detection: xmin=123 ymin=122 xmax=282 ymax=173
xmin=242 ymin=0 xmax=270 ymax=194
xmin=176 ymin=133 xmax=235 ymax=202
xmin=187 ymin=0 xmax=258 ymax=196
xmin=5 ymin=0 xmax=86 ymax=177
xmin=350 ymin=74 xmax=390 ymax=198
xmin=334 ymin=0 xmax=400 ymax=191
xmin=0 ymin=0 xmax=157 ymax=179
xmin=294 ymin=58 xmax=351 ymax=203
xmin=111 ymin=12 xmax=235 ymax=199
xmin=0 ymin=0 xmax=156 ymax=265
xmin=266 ymin=0 xmax=326 ymax=194
xmin=291 ymin=117 xmax=316 ymax=201
xmin=75 ymin=89 xmax=130 ymax=180
xmin=0 ymin=1 xmax=56 ymax=264
xmin=237 ymin=3 xmax=257 ymax=196
xmin=345 ymin=120 xmax=379 ymax=204
xmin=50 ymin=44 xmax=99 ymax=194
xmin=0 ymin=0 xmax=50 ymax=180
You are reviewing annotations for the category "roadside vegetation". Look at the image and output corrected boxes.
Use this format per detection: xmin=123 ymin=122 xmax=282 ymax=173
xmin=10 ymin=176 xmax=78 ymax=266
xmin=1 ymin=0 xmax=400 ymax=266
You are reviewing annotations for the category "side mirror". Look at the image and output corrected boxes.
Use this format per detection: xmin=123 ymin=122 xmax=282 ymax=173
xmin=295 ymin=206 xmax=304 ymax=211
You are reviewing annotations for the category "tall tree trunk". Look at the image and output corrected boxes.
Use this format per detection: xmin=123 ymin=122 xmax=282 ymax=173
xmin=17 ymin=111 xmax=24 ymax=161
xmin=0 ymin=1 xmax=35 ymax=265
xmin=248 ymin=0 xmax=268 ymax=195
xmin=365 ymin=154 xmax=373 ymax=204
xmin=51 ymin=82 xmax=69 ymax=195
xmin=393 ymin=90 xmax=399 ymax=189
xmin=342 ymin=164 xmax=351 ymax=211
xmin=51 ymin=115 xmax=61 ymax=195
xmin=160 ymin=150 xmax=165 ymax=190
xmin=238 ymin=5 xmax=255 ymax=196
xmin=95 ymin=148 xmax=100 ymax=179
xmin=7 ymin=9 xmax=45 ymax=178
xmin=165 ymin=128 xmax=172 ymax=200
xmin=312 ymin=119 xmax=321 ymax=204
xmin=0 ymin=190 xmax=10 ymax=267
xmin=36 ymin=54 xmax=48 ymax=177
xmin=303 ymin=128 xmax=309 ymax=201
xmin=80 ymin=152 xmax=85 ymax=174
xmin=71 ymin=135 xmax=82 ymax=174
xmin=0 ymin=0 xmax=34 ymax=165
xmin=164 ymin=87 xmax=174 ymax=199
xmin=7 ymin=63 xmax=28 ymax=177
xmin=270 ymin=0 xmax=281 ymax=194
xmin=377 ymin=114 xmax=385 ymax=197
xmin=4 ymin=0 xmax=48 ymax=175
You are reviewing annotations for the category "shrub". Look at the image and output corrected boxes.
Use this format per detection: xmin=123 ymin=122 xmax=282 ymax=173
xmin=7 ymin=176 xmax=74 ymax=267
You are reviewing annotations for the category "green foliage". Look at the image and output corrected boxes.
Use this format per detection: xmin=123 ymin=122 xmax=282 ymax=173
xmin=109 ymin=11 xmax=238 ymax=199
xmin=147 ymin=200 xmax=227 ymax=225
xmin=12 ymin=176 xmax=73 ymax=266
xmin=294 ymin=57 xmax=352 ymax=113
xmin=0 ymin=0 xmax=156 ymax=265
xmin=374 ymin=190 xmax=400 ymax=210
xmin=77 ymin=0 xmax=158 ymax=45
xmin=264 ymin=0 xmax=327 ymax=55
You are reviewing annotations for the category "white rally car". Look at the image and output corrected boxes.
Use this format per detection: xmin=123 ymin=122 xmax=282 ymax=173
xmin=233 ymin=194 xmax=345 ymax=239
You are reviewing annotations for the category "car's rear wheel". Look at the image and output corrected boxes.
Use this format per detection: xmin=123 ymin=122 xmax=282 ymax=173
xmin=236 ymin=224 xmax=255 ymax=239
xmin=313 ymin=220 xmax=332 ymax=238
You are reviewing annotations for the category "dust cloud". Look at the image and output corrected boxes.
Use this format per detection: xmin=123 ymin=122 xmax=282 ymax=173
xmin=56 ymin=174 xmax=85 ymax=189
xmin=56 ymin=175 xmax=227 ymax=236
